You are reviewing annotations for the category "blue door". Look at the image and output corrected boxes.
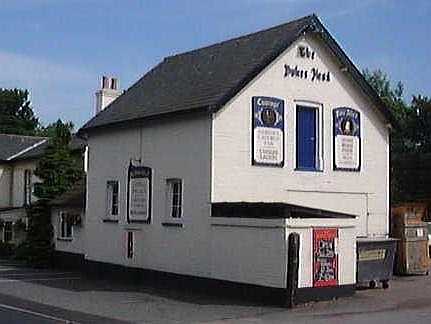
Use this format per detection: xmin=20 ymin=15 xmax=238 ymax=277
xmin=297 ymin=106 xmax=317 ymax=169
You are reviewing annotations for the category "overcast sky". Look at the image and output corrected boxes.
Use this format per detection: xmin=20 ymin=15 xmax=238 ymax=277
xmin=0 ymin=0 xmax=429 ymax=128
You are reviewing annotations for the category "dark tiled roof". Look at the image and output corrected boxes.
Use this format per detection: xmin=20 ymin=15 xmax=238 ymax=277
xmin=49 ymin=177 xmax=86 ymax=208
xmin=0 ymin=134 xmax=47 ymax=161
xmin=80 ymin=14 xmax=393 ymax=132
xmin=14 ymin=135 xmax=86 ymax=161
xmin=81 ymin=15 xmax=315 ymax=131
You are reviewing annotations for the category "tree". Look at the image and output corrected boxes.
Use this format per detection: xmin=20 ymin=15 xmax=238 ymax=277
xmin=362 ymin=69 xmax=412 ymax=157
xmin=363 ymin=69 xmax=410 ymax=202
xmin=33 ymin=120 xmax=81 ymax=200
xmin=36 ymin=120 xmax=74 ymax=138
xmin=0 ymin=88 xmax=39 ymax=135
xmin=407 ymin=95 xmax=431 ymax=154
xmin=18 ymin=120 xmax=83 ymax=266
xmin=364 ymin=69 xmax=431 ymax=202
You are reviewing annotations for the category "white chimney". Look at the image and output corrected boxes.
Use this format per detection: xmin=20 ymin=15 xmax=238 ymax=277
xmin=95 ymin=76 xmax=121 ymax=115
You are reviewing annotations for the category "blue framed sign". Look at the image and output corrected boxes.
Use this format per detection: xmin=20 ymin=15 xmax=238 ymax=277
xmin=252 ymin=96 xmax=285 ymax=167
xmin=127 ymin=163 xmax=152 ymax=223
xmin=333 ymin=107 xmax=361 ymax=171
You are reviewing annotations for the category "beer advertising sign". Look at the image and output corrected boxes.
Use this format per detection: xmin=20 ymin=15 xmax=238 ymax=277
xmin=313 ymin=228 xmax=338 ymax=287
xmin=252 ymin=96 xmax=285 ymax=167
xmin=127 ymin=163 xmax=152 ymax=223
xmin=333 ymin=107 xmax=361 ymax=171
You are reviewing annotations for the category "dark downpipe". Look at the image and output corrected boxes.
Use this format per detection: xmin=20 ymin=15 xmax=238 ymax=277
xmin=286 ymin=232 xmax=300 ymax=308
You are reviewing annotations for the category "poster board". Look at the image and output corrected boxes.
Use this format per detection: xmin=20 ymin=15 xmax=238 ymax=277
xmin=313 ymin=228 xmax=338 ymax=287
xmin=251 ymin=96 xmax=285 ymax=167
xmin=333 ymin=107 xmax=361 ymax=171
xmin=127 ymin=164 xmax=151 ymax=223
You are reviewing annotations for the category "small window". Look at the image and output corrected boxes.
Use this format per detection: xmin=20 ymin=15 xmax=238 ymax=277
xmin=127 ymin=231 xmax=134 ymax=259
xmin=24 ymin=169 xmax=32 ymax=206
xmin=166 ymin=179 xmax=183 ymax=219
xmin=107 ymin=181 xmax=119 ymax=217
xmin=296 ymin=105 xmax=323 ymax=171
xmin=59 ymin=212 xmax=72 ymax=239
xmin=3 ymin=222 xmax=13 ymax=243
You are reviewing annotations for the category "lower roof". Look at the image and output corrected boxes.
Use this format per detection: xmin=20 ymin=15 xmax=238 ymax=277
xmin=211 ymin=202 xmax=356 ymax=219
xmin=0 ymin=134 xmax=46 ymax=161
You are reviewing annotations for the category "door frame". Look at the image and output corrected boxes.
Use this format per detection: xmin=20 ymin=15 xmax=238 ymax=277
xmin=294 ymin=101 xmax=324 ymax=171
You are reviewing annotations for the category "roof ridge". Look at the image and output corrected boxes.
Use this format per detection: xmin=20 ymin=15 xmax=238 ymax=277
xmin=165 ymin=14 xmax=316 ymax=60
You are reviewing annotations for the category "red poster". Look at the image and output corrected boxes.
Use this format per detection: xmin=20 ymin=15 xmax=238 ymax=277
xmin=313 ymin=228 xmax=338 ymax=287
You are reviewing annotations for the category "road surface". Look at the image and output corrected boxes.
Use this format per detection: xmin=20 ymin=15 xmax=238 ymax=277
xmin=0 ymin=259 xmax=430 ymax=323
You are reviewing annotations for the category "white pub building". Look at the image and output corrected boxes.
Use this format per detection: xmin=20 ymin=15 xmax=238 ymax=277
xmin=55 ymin=14 xmax=394 ymax=304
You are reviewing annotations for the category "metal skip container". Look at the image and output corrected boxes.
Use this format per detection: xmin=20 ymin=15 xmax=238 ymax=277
xmin=357 ymin=238 xmax=397 ymax=289
xmin=391 ymin=203 xmax=429 ymax=275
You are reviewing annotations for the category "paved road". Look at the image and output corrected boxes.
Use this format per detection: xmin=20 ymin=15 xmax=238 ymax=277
xmin=0 ymin=305 xmax=61 ymax=324
xmin=0 ymin=260 xmax=129 ymax=323
xmin=0 ymin=259 xmax=430 ymax=323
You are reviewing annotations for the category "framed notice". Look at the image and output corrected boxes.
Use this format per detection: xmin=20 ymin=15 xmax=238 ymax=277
xmin=333 ymin=107 xmax=361 ymax=171
xmin=251 ymin=96 xmax=285 ymax=167
xmin=313 ymin=228 xmax=338 ymax=287
xmin=127 ymin=163 xmax=151 ymax=223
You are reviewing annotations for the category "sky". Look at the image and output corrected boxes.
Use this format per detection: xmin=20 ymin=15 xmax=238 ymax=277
xmin=0 ymin=0 xmax=430 ymax=128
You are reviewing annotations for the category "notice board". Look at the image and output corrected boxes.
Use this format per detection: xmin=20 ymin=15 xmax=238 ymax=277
xmin=333 ymin=107 xmax=361 ymax=171
xmin=313 ymin=228 xmax=338 ymax=287
xmin=251 ymin=96 xmax=285 ymax=167
xmin=127 ymin=163 xmax=152 ymax=223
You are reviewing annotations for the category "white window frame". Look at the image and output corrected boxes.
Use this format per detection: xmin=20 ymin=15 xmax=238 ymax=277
xmin=166 ymin=178 xmax=183 ymax=219
xmin=294 ymin=101 xmax=324 ymax=171
xmin=106 ymin=180 xmax=120 ymax=218
xmin=3 ymin=221 xmax=13 ymax=243
xmin=58 ymin=211 xmax=73 ymax=240
xmin=24 ymin=169 xmax=32 ymax=206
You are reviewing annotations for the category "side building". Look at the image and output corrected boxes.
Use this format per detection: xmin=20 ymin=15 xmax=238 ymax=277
xmin=0 ymin=134 xmax=85 ymax=246
xmin=0 ymin=134 xmax=48 ymax=245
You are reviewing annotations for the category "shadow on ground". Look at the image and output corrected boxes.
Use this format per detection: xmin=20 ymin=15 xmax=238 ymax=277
xmin=0 ymin=259 xmax=286 ymax=308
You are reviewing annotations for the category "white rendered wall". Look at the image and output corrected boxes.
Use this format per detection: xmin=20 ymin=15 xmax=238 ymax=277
xmin=0 ymin=165 xmax=11 ymax=207
xmin=210 ymin=218 xmax=287 ymax=288
xmin=85 ymin=114 xmax=212 ymax=276
xmin=286 ymin=218 xmax=357 ymax=288
xmin=212 ymin=35 xmax=390 ymax=238
xmin=209 ymin=217 xmax=356 ymax=289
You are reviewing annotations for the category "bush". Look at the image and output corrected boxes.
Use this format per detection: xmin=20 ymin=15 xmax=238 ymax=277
xmin=0 ymin=242 xmax=15 ymax=258
xmin=13 ymin=242 xmax=29 ymax=261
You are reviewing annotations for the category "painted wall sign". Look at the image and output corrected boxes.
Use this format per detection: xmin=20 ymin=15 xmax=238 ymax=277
xmin=251 ymin=96 xmax=284 ymax=167
xmin=313 ymin=228 xmax=338 ymax=287
xmin=333 ymin=107 xmax=361 ymax=171
xmin=283 ymin=65 xmax=331 ymax=83
xmin=127 ymin=163 xmax=152 ymax=223
xmin=297 ymin=45 xmax=315 ymax=60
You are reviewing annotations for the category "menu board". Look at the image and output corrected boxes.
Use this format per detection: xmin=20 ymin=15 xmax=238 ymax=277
xmin=127 ymin=164 xmax=151 ymax=223
xmin=333 ymin=107 xmax=361 ymax=171
xmin=252 ymin=96 xmax=285 ymax=167
xmin=313 ymin=228 xmax=338 ymax=287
